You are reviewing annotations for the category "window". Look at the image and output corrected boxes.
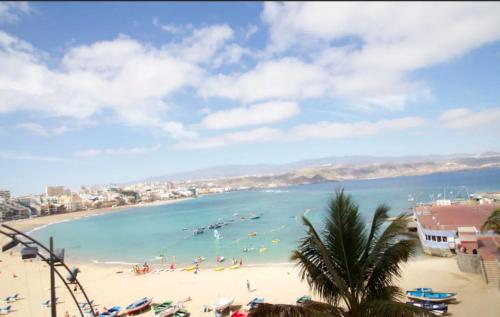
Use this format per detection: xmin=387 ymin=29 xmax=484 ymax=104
xmin=443 ymin=236 xmax=447 ymax=242
xmin=431 ymin=236 xmax=436 ymax=241
xmin=437 ymin=236 xmax=442 ymax=242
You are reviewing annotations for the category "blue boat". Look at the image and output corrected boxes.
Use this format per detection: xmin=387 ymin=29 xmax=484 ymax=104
xmin=98 ymin=306 xmax=121 ymax=317
xmin=406 ymin=290 xmax=456 ymax=302
xmin=296 ymin=295 xmax=311 ymax=305
xmin=125 ymin=297 xmax=152 ymax=315
xmin=412 ymin=288 xmax=432 ymax=292
xmin=247 ymin=298 xmax=264 ymax=309
xmin=406 ymin=301 xmax=447 ymax=315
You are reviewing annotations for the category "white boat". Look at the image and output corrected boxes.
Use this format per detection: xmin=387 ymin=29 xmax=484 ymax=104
xmin=214 ymin=229 xmax=223 ymax=240
xmin=211 ymin=297 xmax=234 ymax=311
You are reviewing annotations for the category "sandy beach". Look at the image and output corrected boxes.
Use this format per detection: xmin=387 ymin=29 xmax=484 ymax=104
xmin=1 ymin=206 xmax=499 ymax=317
xmin=0 ymin=252 xmax=499 ymax=317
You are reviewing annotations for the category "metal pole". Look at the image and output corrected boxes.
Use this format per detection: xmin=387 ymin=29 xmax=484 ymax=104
xmin=1 ymin=224 xmax=95 ymax=315
xmin=50 ymin=237 xmax=57 ymax=317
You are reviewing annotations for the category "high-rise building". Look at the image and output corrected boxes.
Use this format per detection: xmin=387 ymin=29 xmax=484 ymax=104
xmin=46 ymin=186 xmax=65 ymax=197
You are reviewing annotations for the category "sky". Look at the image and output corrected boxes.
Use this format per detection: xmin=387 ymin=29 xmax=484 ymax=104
xmin=1 ymin=2 xmax=500 ymax=195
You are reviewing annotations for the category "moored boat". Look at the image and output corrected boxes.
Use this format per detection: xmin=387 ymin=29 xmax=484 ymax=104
xmin=230 ymin=311 xmax=248 ymax=317
xmin=183 ymin=265 xmax=196 ymax=272
xmin=125 ymin=297 xmax=153 ymax=315
xmin=412 ymin=288 xmax=433 ymax=292
xmin=211 ymin=297 xmax=234 ymax=311
xmin=296 ymin=295 xmax=311 ymax=305
xmin=247 ymin=298 xmax=264 ymax=310
xmin=193 ymin=228 xmax=205 ymax=235
xmin=98 ymin=306 xmax=121 ymax=317
xmin=153 ymin=300 xmax=179 ymax=317
xmin=406 ymin=301 xmax=447 ymax=316
xmin=406 ymin=290 xmax=456 ymax=302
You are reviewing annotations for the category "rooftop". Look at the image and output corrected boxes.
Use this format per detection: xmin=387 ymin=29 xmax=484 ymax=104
xmin=415 ymin=203 xmax=499 ymax=231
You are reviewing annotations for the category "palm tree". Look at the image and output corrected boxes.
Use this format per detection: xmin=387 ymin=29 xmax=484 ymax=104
xmin=481 ymin=208 xmax=500 ymax=234
xmin=250 ymin=189 xmax=433 ymax=317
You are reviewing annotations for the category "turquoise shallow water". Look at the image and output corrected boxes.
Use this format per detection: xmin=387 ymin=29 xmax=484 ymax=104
xmin=31 ymin=169 xmax=500 ymax=266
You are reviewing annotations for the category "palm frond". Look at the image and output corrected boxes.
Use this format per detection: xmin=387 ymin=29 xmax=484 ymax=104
xmin=322 ymin=189 xmax=367 ymax=292
xmin=364 ymin=239 xmax=415 ymax=300
xmin=291 ymin=215 xmax=349 ymax=304
xmin=361 ymin=300 xmax=437 ymax=317
xmin=248 ymin=303 xmax=340 ymax=317
xmin=481 ymin=208 xmax=500 ymax=233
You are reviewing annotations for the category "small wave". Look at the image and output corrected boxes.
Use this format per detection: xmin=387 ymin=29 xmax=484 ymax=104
xmin=91 ymin=259 xmax=141 ymax=266
xmin=262 ymin=190 xmax=289 ymax=193
xmin=26 ymin=218 xmax=71 ymax=234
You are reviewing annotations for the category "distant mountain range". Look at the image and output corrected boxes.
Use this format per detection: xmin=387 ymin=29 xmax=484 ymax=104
xmin=136 ymin=151 xmax=500 ymax=184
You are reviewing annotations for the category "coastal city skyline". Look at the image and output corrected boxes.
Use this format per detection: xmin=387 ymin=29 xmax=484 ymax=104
xmin=1 ymin=2 xmax=500 ymax=193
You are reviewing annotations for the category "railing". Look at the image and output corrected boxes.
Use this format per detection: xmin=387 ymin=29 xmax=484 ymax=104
xmin=479 ymin=257 xmax=489 ymax=284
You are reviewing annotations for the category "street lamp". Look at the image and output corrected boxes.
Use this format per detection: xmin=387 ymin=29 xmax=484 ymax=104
xmin=0 ymin=224 xmax=95 ymax=317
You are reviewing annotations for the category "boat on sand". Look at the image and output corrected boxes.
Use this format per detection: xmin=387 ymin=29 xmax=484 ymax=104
xmin=406 ymin=290 xmax=456 ymax=302
xmin=98 ymin=306 xmax=121 ymax=317
xmin=211 ymin=297 xmax=234 ymax=311
xmin=124 ymin=297 xmax=153 ymax=315
xmin=406 ymin=301 xmax=447 ymax=316
xmin=153 ymin=300 xmax=179 ymax=317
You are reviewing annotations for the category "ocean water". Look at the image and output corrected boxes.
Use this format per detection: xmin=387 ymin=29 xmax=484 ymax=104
xmin=31 ymin=169 xmax=500 ymax=266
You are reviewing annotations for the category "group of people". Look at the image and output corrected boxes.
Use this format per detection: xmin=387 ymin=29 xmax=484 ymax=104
xmin=133 ymin=262 xmax=150 ymax=274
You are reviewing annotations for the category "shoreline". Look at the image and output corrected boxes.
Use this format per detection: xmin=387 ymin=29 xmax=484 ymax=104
xmin=1 ymin=197 xmax=193 ymax=236
xmin=1 ymin=252 xmax=497 ymax=317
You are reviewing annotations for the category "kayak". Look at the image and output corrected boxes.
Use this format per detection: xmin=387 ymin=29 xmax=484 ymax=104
xmin=214 ymin=266 xmax=225 ymax=272
xmin=271 ymin=239 xmax=280 ymax=244
xmin=183 ymin=265 xmax=196 ymax=272
xmin=259 ymin=246 xmax=267 ymax=253
xmin=228 ymin=264 xmax=240 ymax=270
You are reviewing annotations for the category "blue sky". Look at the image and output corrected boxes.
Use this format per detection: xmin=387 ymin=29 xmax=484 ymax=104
xmin=1 ymin=2 xmax=500 ymax=195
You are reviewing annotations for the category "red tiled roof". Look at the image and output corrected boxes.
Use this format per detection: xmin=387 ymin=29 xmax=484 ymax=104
xmin=415 ymin=204 xmax=499 ymax=231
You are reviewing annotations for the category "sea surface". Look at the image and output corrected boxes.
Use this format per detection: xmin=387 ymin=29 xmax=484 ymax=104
xmin=31 ymin=168 xmax=500 ymax=266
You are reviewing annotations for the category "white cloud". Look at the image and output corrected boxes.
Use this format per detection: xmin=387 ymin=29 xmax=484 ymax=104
xmin=177 ymin=116 xmax=425 ymax=149
xmin=202 ymin=101 xmax=299 ymax=130
xmin=0 ymin=31 xmax=203 ymax=139
xmin=439 ymin=107 xmax=500 ymax=129
xmin=16 ymin=122 xmax=49 ymax=136
xmin=244 ymin=24 xmax=259 ymax=41
xmin=166 ymin=24 xmax=234 ymax=65
xmin=200 ymin=58 xmax=329 ymax=102
xmin=176 ymin=127 xmax=285 ymax=149
xmin=0 ymin=150 xmax=63 ymax=162
xmin=291 ymin=117 xmax=425 ymax=140
xmin=75 ymin=144 xmax=162 ymax=158
xmin=0 ymin=2 xmax=30 ymax=23
xmin=260 ymin=2 xmax=500 ymax=109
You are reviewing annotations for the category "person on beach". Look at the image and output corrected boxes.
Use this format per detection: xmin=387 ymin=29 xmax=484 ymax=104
xmin=246 ymin=279 xmax=250 ymax=291
xmin=64 ymin=311 xmax=69 ymax=317
xmin=240 ymin=259 xmax=243 ymax=266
